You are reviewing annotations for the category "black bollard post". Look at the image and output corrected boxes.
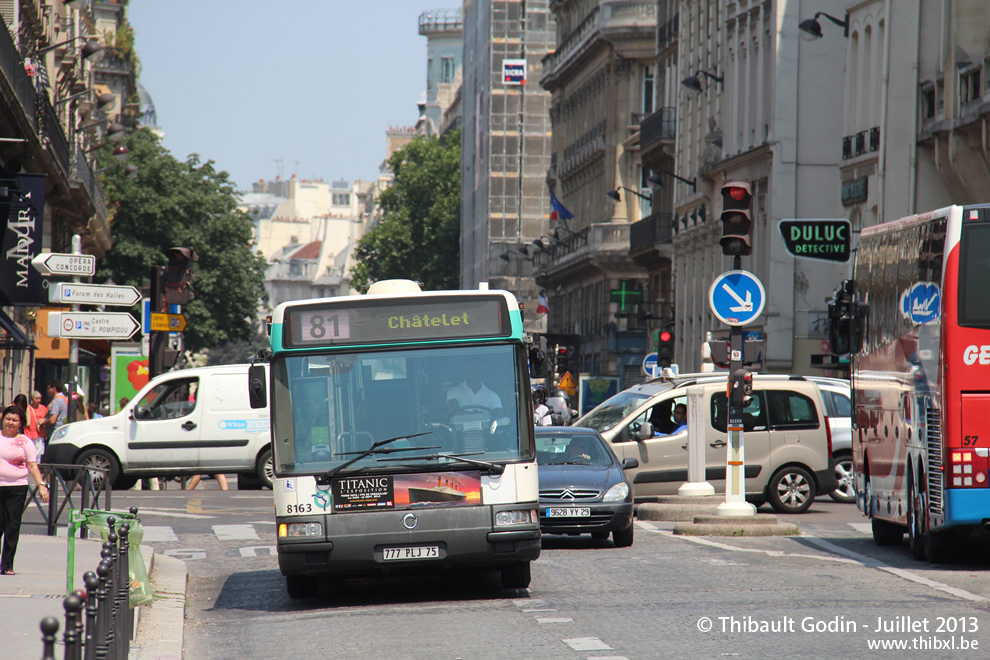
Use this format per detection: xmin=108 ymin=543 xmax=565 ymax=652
xmin=118 ymin=523 xmax=132 ymax=655
xmin=94 ymin=560 xmax=111 ymax=660
xmin=101 ymin=543 xmax=116 ymax=660
xmin=41 ymin=616 xmax=60 ymax=660
xmin=72 ymin=589 xmax=87 ymax=655
xmin=84 ymin=571 xmax=100 ymax=660
xmin=63 ymin=591 xmax=84 ymax=660
xmin=46 ymin=470 xmax=59 ymax=536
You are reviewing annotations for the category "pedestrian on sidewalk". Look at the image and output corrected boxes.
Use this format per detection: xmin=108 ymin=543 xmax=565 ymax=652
xmin=186 ymin=474 xmax=228 ymax=490
xmin=1 ymin=404 xmax=50 ymax=575
xmin=12 ymin=394 xmax=43 ymax=458
xmin=44 ymin=380 xmax=68 ymax=438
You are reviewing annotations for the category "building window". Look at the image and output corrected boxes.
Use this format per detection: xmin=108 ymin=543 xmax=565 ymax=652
xmin=639 ymin=167 xmax=652 ymax=219
xmin=332 ymin=193 xmax=350 ymax=206
xmin=642 ymin=65 xmax=654 ymax=114
xmin=441 ymin=56 xmax=454 ymax=84
xmin=936 ymin=79 xmax=945 ymax=114
xmin=960 ymin=68 xmax=981 ymax=105
xmin=427 ymin=58 xmax=433 ymax=89
xmin=920 ymin=84 xmax=935 ymax=121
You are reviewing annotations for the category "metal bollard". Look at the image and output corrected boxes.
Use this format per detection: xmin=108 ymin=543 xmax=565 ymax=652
xmin=72 ymin=589 xmax=87 ymax=656
xmin=119 ymin=523 xmax=132 ymax=646
xmin=41 ymin=616 xmax=60 ymax=660
xmin=84 ymin=571 xmax=100 ymax=660
xmin=63 ymin=591 xmax=84 ymax=660
xmin=98 ymin=548 xmax=114 ymax=660
xmin=94 ymin=560 xmax=111 ymax=660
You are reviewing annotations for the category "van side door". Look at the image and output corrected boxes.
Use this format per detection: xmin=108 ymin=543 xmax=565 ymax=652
xmin=199 ymin=371 xmax=271 ymax=472
xmin=611 ymin=395 xmax=688 ymax=497
xmin=765 ymin=389 xmax=827 ymax=475
xmin=125 ymin=375 xmax=202 ymax=469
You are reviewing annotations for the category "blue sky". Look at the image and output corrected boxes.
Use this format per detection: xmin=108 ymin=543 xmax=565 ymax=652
xmin=127 ymin=1 xmax=428 ymax=191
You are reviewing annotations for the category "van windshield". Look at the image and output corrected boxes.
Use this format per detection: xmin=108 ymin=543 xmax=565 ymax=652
xmin=577 ymin=390 xmax=651 ymax=432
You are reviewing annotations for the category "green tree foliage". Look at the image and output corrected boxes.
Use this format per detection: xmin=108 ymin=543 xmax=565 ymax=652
xmin=96 ymin=128 xmax=269 ymax=353
xmin=351 ymin=130 xmax=461 ymax=291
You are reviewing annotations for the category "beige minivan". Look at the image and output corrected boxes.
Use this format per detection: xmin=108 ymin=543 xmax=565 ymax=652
xmin=575 ymin=373 xmax=837 ymax=513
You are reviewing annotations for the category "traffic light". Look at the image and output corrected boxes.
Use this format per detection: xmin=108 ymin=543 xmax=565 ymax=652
xmin=656 ymin=330 xmax=674 ymax=367
xmin=729 ymin=368 xmax=753 ymax=408
xmin=164 ymin=246 xmax=197 ymax=305
xmin=556 ymin=345 xmax=572 ymax=374
xmin=720 ymin=181 xmax=753 ymax=256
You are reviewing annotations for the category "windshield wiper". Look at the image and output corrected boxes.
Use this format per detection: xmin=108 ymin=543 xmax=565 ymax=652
xmin=315 ymin=432 xmax=437 ymax=484
xmin=379 ymin=451 xmax=505 ymax=476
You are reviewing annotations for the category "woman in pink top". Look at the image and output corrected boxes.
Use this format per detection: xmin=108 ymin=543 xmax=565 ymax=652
xmin=13 ymin=394 xmax=41 ymax=457
xmin=1 ymin=404 xmax=49 ymax=575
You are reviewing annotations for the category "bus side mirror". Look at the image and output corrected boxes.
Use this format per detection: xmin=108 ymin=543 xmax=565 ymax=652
xmin=528 ymin=335 xmax=552 ymax=379
xmin=248 ymin=364 xmax=267 ymax=409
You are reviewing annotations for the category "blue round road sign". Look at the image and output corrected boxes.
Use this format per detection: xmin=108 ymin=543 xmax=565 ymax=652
xmin=709 ymin=270 xmax=766 ymax=326
xmin=642 ymin=352 xmax=659 ymax=376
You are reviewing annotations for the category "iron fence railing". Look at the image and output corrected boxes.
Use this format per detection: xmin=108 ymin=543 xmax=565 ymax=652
xmin=640 ymin=107 xmax=676 ymax=148
xmin=630 ymin=212 xmax=674 ymax=251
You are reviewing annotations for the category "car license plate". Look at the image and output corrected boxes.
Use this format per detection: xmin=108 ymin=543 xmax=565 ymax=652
xmin=382 ymin=546 xmax=440 ymax=561
xmin=545 ymin=507 xmax=590 ymax=517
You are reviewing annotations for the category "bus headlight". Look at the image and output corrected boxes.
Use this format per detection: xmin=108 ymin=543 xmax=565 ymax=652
xmin=279 ymin=522 xmax=323 ymax=538
xmin=603 ymin=482 xmax=630 ymax=502
xmin=495 ymin=510 xmax=537 ymax=526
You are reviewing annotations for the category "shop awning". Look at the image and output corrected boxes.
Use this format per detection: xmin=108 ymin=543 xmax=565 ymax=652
xmin=0 ymin=308 xmax=35 ymax=350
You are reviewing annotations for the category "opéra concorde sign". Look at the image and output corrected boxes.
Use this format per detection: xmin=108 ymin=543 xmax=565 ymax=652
xmin=777 ymin=219 xmax=851 ymax=263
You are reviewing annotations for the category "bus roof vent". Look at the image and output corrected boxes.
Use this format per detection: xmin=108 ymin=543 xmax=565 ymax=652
xmin=366 ymin=279 xmax=423 ymax=295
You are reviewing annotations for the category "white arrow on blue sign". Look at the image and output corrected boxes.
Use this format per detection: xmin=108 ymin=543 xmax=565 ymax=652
xmin=642 ymin=352 xmax=659 ymax=377
xmin=708 ymin=270 xmax=766 ymax=327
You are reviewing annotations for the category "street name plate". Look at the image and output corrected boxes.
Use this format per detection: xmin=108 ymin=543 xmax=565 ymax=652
xmin=49 ymin=282 xmax=142 ymax=306
xmin=48 ymin=312 xmax=140 ymax=339
xmin=31 ymin=252 xmax=96 ymax=277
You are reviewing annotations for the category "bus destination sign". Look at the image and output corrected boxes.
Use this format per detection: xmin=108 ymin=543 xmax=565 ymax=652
xmin=285 ymin=296 xmax=510 ymax=348
xmin=778 ymin=219 xmax=851 ymax=263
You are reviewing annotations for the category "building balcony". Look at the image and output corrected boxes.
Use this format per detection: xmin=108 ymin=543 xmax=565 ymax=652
xmin=534 ymin=223 xmax=633 ymax=280
xmin=656 ymin=13 xmax=678 ymax=48
xmin=629 ymin=212 xmax=673 ymax=251
xmin=418 ymin=9 xmax=463 ymax=36
xmin=639 ymin=107 xmax=675 ymax=151
xmin=542 ymin=1 xmax=656 ymax=89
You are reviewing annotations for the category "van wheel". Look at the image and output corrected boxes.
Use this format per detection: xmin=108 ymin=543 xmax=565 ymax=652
xmin=77 ymin=448 xmax=120 ymax=491
xmin=501 ymin=561 xmax=531 ymax=589
xmin=257 ymin=447 xmax=273 ymax=489
xmin=768 ymin=466 xmax=816 ymax=514
xmin=286 ymin=574 xmax=318 ymax=599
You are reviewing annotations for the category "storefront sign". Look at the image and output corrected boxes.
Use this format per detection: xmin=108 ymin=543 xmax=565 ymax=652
xmin=1 ymin=173 xmax=46 ymax=305
xmin=778 ymin=219 xmax=851 ymax=263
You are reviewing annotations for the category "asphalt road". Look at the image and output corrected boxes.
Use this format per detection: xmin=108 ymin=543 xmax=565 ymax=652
xmin=100 ymin=489 xmax=990 ymax=659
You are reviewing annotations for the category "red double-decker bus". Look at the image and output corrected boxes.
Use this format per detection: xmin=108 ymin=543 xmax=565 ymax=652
xmin=832 ymin=204 xmax=990 ymax=562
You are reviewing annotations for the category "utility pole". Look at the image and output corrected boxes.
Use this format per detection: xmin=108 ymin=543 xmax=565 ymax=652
xmin=65 ymin=234 xmax=82 ymax=422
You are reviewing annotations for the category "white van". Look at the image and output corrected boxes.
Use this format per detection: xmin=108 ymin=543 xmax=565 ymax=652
xmin=45 ymin=364 xmax=272 ymax=490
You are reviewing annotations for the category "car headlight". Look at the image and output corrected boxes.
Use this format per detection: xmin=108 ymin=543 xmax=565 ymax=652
xmin=603 ymin=482 xmax=630 ymax=502
xmin=495 ymin=510 xmax=537 ymax=526
xmin=51 ymin=426 xmax=70 ymax=443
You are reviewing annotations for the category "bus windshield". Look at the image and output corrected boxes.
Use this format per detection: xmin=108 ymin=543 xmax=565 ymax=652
xmin=270 ymin=343 xmax=530 ymax=476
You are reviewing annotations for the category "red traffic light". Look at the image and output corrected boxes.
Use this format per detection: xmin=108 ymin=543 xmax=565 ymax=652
xmin=659 ymin=331 xmax=672 ymax=342
xmin=727 ymin=186 xmax=748 ymax=201
xmin=559 ymin=347 xmax=569 ymax=356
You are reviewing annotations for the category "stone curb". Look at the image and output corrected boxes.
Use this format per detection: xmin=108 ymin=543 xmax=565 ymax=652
xmin=691 ymin=514 xmax=779 ymax=525
xmin=637 ymin=502 xmax=720 ymax=521
xmin=130 ymin=553 xmax=187 ymax=660
xmin=673 ymin=522 xmax=799 ymax=536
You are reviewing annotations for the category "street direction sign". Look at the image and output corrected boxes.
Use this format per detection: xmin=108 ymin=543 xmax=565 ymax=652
xmin=48 ymin=312 xmax=140 ymax=339
xmin=31 ymin=252 xmax=96 ymax=277
xmin=49 ymin=282 xmax=142 ymax=306
xmin=150 ymin=312 xmax=187 ymax=332
xmin=642 ymin=352 xmax=659 ymax=377
xmin=709 ymin=270 xmax=766 ymax=327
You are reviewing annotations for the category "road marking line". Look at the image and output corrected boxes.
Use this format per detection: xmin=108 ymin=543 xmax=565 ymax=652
xmin=664 ymin=530 xmax=860 ymax=565
xmin=537 ymin=617 xmax=573 ymax=623
xmin=522 ymin=608 xmax=557 ymax=612
xmin=801 ymin=536 xmax=988 ymax=603
xmin=849 ymin=522 xmax=872 ymax=534
xmin=587 ymin=657 xmax=629 ymax=660
xmin=135 ymin=508 xmax=215 ymax=519
xmin=212 ymin=524 xmax=260 ymax=541
xmin=239 ymin=545 xmax=276 ymax=558
xmin=563 ymin=637 xmax=612 ymax=651
xmin=141 ymin=526 xmax=179 ymax=542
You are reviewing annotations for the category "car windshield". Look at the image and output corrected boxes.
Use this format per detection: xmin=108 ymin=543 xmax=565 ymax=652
xmin=576 ymin=390 xmax=651 ymax=431
xmin=270 ymin=343 xmax=530 ymax=476
xmin=536 ymin=432 xmax=612 ymax=467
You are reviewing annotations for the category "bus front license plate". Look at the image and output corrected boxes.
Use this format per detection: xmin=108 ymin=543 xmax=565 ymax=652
xmin=546 ymin=508 xmax=590 ymax=517
xmin=383 ymin=546 xmax=440 ymax=561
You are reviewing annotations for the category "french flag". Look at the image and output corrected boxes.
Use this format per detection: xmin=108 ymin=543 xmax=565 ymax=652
xmin=549 ymin=192 xmax=573 ymax=221
xmin=536 ymin=291 xmax=549 ymax=315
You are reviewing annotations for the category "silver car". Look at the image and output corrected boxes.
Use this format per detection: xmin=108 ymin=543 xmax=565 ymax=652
xmin=809 ymin=377 xmax=853 ymax=503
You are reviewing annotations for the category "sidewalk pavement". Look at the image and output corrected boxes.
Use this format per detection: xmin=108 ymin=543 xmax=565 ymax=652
xmin=1 ymin=531 xmax=187 ymax=660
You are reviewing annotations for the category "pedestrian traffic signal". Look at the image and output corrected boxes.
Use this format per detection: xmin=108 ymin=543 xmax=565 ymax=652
xmin=720 ymin=181 xmax=753 ymax=256
xmin=729 ymin=368 xmax=753 ymax=408
xmin=164 ymin=246 xmax=197 ymax=305
xmin=656 ymin=330 xmax=674 ymax=367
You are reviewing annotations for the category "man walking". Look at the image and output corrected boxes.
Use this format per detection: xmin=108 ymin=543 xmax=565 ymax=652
xmin=45 ymin=380 xmax=68 ymax=437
